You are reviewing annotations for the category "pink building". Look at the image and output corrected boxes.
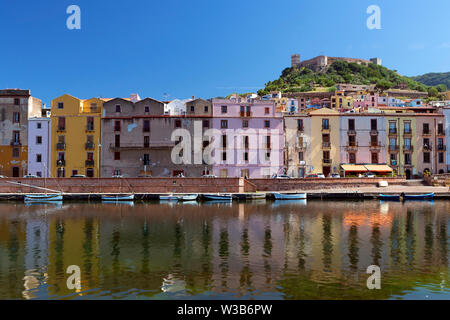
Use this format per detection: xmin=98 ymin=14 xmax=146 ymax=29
xmin=210 ymin=98 xmax=284 ymax=178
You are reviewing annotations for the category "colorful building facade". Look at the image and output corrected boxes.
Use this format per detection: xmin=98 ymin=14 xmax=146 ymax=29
xmin=50 ymin=94 xmax=104 ymax=178
xmin=27 ymin=117 xmax=51 ymax=177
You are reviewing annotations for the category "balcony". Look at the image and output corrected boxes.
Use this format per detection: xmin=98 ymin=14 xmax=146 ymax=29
xmin=56 ymin=143 xmax=66 ymax=150
xmin=370 ymin=130 xmax=378 ymax=136
xmin=403 ymin=145 xmax=414 ymax=152
xmin=403 ymin=129 xmax=412 ymax=136
xmin=85 ymin=142 xmax=95 ymax=150
xmin=322 ymin=142 xmax=331 ymax=149
xmin=57 ymin=127 xmax=66 ymax=132
xmin=437 ymin=145 xmax=446 ymax=151
xmin=369 ymin=142 xmax=383 ymax=150
xmin=388 ymin=145 xmax=399 ymax=152
xmin=56 ymin=160 xmax=65 ymax=167
xmin=297 ymin=126 xmax=304 ymax=132
xmin=109 ymin=141 xmax=175 ymax=150
xmin=347 ymin=129 xmax=356 ymax=135
xmin=345 ymin=143 xmax=358 ymax=151
xmin=423 ymin=144 xmax=432 ymax=151
xmin=388 ymin=128 xmax=397 ymax=135
xmin=437 ymin=131 xmax=445 ymax=136
xmin=10 ymin=140 xmax=21 ymax=146
xmin=323 ymin=158 xmax=332 ymax=164
xmin=85 ymin=125 xmax=95 ymax=132
xmin=296 ymin=142 xmax=307 ymax=150
xmin=322 ymin=125 xmax=331 ymax=132
xmin=422 ymin=130 xmax=431 ymax=136
xmin=85 ymin=159 xmax=95 ymax=167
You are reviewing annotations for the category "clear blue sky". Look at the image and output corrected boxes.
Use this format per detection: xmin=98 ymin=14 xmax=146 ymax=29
xmin=1 ymin=0 xmax=449 ymax=105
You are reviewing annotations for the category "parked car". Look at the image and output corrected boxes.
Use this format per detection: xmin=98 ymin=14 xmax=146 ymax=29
xmin=202 ymin=174 xmax=217 ymax=178
xmin=0 ymin=175 xmax=7 ymax=178
xmin=71 ymin=174 xmax=86 ymax=178
xmin=23 ymin=174 xmax=39 ymax=178
xmin=331 ymin=173 xmax=341 ymax=178
xmin=273 ymin=174 xmax=292 ymax=179
xmin=316 ymin=173 xmax=326 ymax=178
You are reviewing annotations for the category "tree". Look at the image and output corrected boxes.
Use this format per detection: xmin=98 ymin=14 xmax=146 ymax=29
xmin=427 ymin=87 xmax=439 ymax=97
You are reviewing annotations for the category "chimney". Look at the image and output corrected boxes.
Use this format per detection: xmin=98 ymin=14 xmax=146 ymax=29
xmin=192 ymin=96 xmax=195 ymax=100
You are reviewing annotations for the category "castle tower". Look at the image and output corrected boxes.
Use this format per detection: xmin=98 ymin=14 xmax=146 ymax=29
xmin=370 ymin=58 xmax=382 ymax=66
xmin=291 ymin=54 xmax=300 ymax=67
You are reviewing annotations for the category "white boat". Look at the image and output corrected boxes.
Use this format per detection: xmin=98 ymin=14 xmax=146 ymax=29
xmin=160 ymin=194 xmax=178 ymax=201
xmin=273 ymin=192 xmax=307 ymax=200
xmin=177 ymin=194 xmax=198 ymax=201
xmin=101 ymin=194 xmax=135 ymax=201
xmin=24 ymin=194 xmax=63 ymax=202
xmin=203 ymin=193 xmax=233 ymax=201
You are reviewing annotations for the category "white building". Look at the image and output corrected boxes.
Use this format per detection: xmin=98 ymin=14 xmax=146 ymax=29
xmin=164 ymin=99 xmax=191 ymax=115
xmin=443 ymin=106 xmax=450 ymax=172
xmin=27 ymin=117 xmax=51 ymax=177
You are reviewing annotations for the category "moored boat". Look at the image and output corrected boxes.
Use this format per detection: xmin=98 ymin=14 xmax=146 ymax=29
xmin=402 ymin=192 xmax=434 ymax=200
xmin=177 ymin=194 xmax=198 ymax=201
xmin=378 ymin=194 xmax=400 ymax=201
xmin=233 ymin=193 xmax=266 ymax=200
xmin=24 ymin=194 xmax=63 ymax=202
xmin=202 ymin=194 xmax=232 ymax=201
xmin=102 ymin=194 xmax=135 ymax=201
xmin=273 ymin=192 xmax=307 ymax=200
xmin=160 ymin=194 xmax=178 ymax=201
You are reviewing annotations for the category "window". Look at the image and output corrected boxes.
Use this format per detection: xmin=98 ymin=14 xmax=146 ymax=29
xmin=423 ymin=152 xmax=430 ymax=163
xmin=113 ymin=170 xmax=121 ymax=176
xmin=57 ymin=168 xmax=65 ymax=178
xmin=90 ymin=103 xmax=98 ymax=112
xmin=114 ymin=152 xmax=121 ymax=160
xmin=265 ymin=136 xmax=271 ymax=149
xmin=322 ymin=119 xmax=329 ymax=129
xmin=57 ymin=102 xmax=64 ymax=109
xmin=348 ymin=135 xmax=356 ymax=146
xmin=240 ymin=106 xmax=245 ymax=116
xmin=143 ymin=154 xmax=150 ymax=165
xmin=36 ymin=136 xmax=42 ymax=144
xmin=265 ymin=152 xmax=271 ymax=161
xmin=439 ymin=152 xmax=444 ymax=163
xmin=438 ymin=138 xmax=444 ymax=150
xmin=190 ymin=106 xmax=195 ymax=112
xmin=371 ymin=152 xmax=378 ymax=164
xmin=243 ymin=152 xmax=249 ymax=162
xmin=114 ymin=120 xmax=121 ymax=131
xmin=370 ymin=135 xmax=378 ymax=146
xmin=86 ymin=117 xmax=94 ymax=131
xmin=13 ymin=131 xmax=20 ymax=143
xmin=389 ymin=121 xmax=396 ymax=133
xmin=423 ymin=123 xmax=429 ymax=134
xmin=371 ymin=119 xmax=377 ymax=131
xmin=37 ymin=122 xmax=42 ymax=129
xmin=438 ymin=123 xmax=444 ymax=135
xmin=12 ymin=148 xmax=19 ymax=158
xmin=404 ymin=138 xmax=411 ymax=150
xmin=87 ymin=152 xmax=94 ymax=161
xmin=144 ymin=136 xmax=150 ymax=148
xmin=36 ymin=172 xmax=42 ymax=177
xmin=243 ymin=136 xmax=249 ymax=149
xmin=222 ymin=152 xmax=227 ymax=161
xmin=204 ymin=106 xmax=208 ymax=113
xmin=221 ymin=120 xmax=228 ymax=129
xmin=348 ymin=119 xmax=355 ymax=131
xmin=298 ymin=152 xmax=304 ymax=161
xmin=242 ymin=120 xmax=248 ymax=128
xmin=143 ymin=120 xmax=150 ymax=132
xmin=404 ymin=153 xmax=411 ymax=165
xmin=144 ymin=106 xmax=150 ymax=113
xmin=265 ymin=107 xmax=270 ymax=114
xmin=221 ymin=106 xmax=227 ymax=114
xmin=202 ymin=120 xmax=209 ymax=128
xmin=404 ymin=121 xmax=411 ymax=134
xmin=349 ymin=153 xmax=356 ymax=164
xmin=115 ymin=135 xmax=120 ymax=147
xmin=58 ymin=117 xmax=66 ymax=130
xmin=14 ymin=98 xmax=20 ymax=105
xmin=175 ymin=120 xmax=181 ymax=128
xmin=297 ymin=119 xmax=303 ymax=131
xmin=423 ymin=138 xmax=430 ymax=149
xmin=221 ymin=135 xmax=227 ymax=148
xmin=86 ymin=168 xmax=94 ymax=178
xmin=13 ymin=112 xmax=20 ymax=123
xmin=116 ymin=105 xmax=121 ymax=113
xmin=264 ymin=120 xmax=270 ymax=128
xmin=36 ymin=154 xmax=42 ymax=163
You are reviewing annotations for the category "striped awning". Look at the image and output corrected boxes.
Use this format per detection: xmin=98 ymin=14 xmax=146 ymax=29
xmin=341 ymin=165 xmax=368 ymax=172
xmin=364 ymin=164 xmax=393 ymax=172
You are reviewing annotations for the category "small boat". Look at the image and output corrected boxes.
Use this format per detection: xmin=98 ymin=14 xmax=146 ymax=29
xmin=177 ymin=194 xmax=198 ymax=201
xmin=160 ymin=194 xmax=178 ymax=201
xmin=273 ymin=192 xmax=307 ymax=200
xmin=379 ymin=194 xmax=400 ymax=201
xmin=233 ymin=193 xmax=266 ymax=200
xmin=402 ymin=192 xmax=434 ymax=200
xmin=102 ymin=194 xmax=135 ymax=201
xmin=24 ymin=194 xmax=63 ymax=202
xmin=203 ymin=194 xmax=232 ymax=201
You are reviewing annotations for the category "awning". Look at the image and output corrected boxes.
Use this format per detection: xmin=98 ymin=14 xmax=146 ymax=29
xmin=341 ymin=165 xmax=368 ymax=172
xmin=364 ymin=164 xmax=393 ymax=173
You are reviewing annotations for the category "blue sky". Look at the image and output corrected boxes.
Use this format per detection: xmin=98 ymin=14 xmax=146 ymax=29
xmin=1 ymin=0 xmax=449 ymax=105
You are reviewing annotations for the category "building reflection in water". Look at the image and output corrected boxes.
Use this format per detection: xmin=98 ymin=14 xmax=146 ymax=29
xmin=0 ymin=200 xmax=448 ymax=299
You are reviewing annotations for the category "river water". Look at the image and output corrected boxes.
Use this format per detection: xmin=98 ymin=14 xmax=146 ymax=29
xmin=0 ymin=200 xmax=448 ymax=300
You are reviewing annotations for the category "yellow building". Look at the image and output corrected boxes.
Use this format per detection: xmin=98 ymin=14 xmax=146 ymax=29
xmin=50 ymin=94 xmax=104 ymax=177
xmin=309 ymin=108 xmax=340 ymax=176
xmin=331 ymin=91 xmax=354 ymax=110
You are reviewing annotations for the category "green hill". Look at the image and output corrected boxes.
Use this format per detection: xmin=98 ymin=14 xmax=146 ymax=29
xmin=258 ymin=60 xmax=437 ymax=96
xmin=411 ymin=72 xmax=450 ymax=91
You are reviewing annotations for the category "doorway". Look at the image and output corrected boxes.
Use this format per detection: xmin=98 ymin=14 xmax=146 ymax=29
xmin=405 ymin=169 xmax=411 ymax=180
xmin=323 ymin=166 xmax=331 ymax=177
xmin=12 ymin=167 xmax=20 ymax=177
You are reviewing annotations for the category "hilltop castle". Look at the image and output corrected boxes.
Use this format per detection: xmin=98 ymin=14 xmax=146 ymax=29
xmin=291 ymin=54 xmax=382 ymax=71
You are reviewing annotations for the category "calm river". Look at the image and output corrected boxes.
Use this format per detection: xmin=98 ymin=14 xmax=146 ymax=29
xmin=0 ymin=200 xmax=448 ymax=300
